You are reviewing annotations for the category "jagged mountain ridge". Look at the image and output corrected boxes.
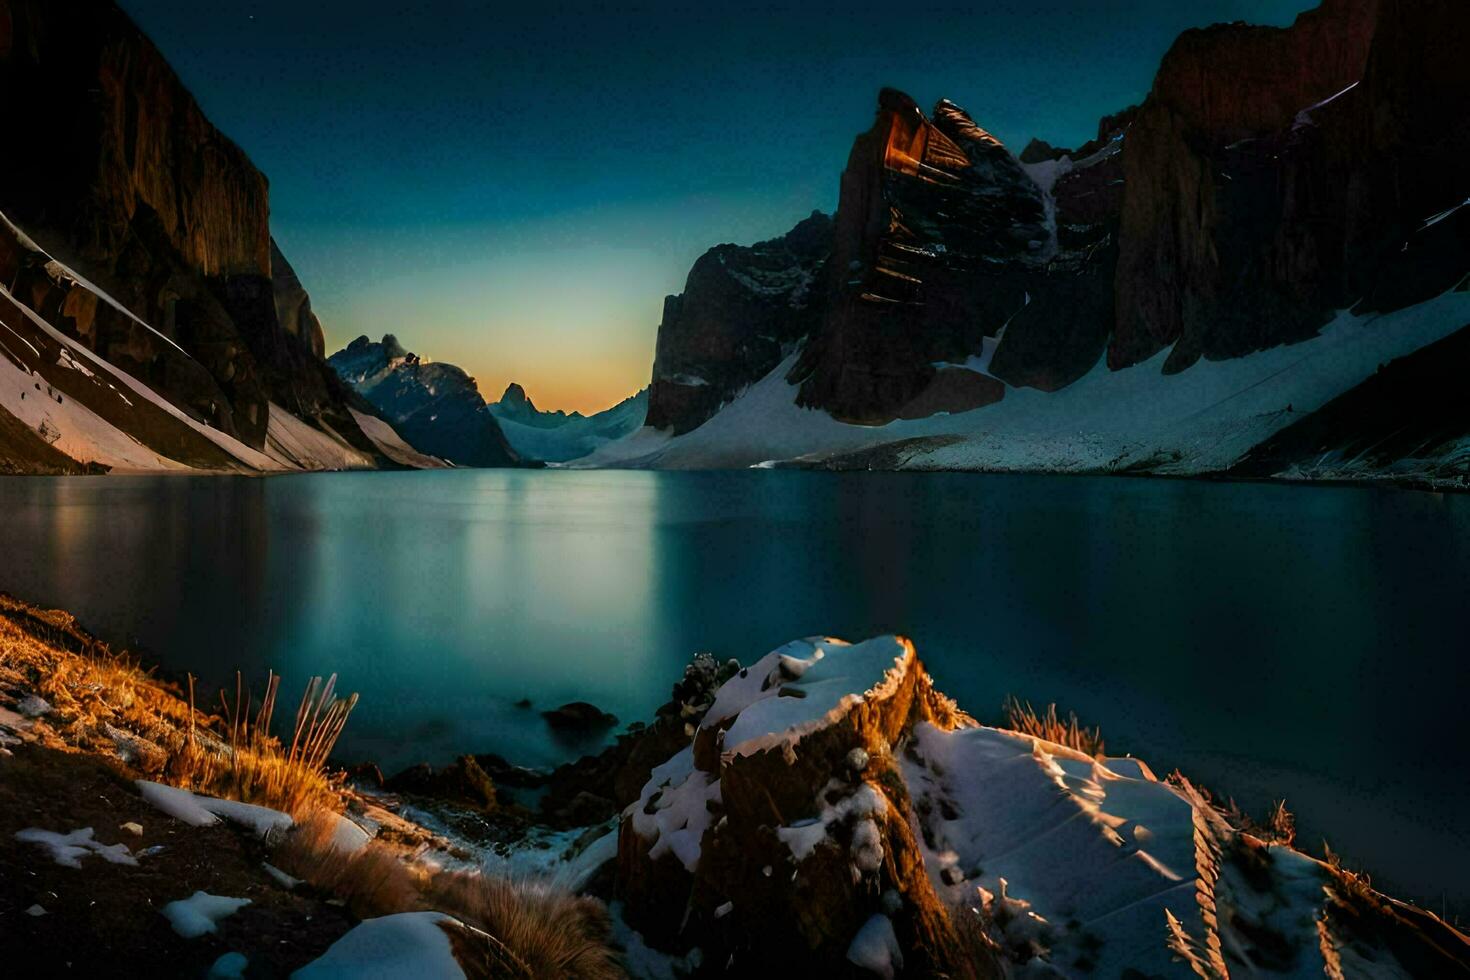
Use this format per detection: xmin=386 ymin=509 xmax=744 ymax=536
xmin=327 ymin=335 xmax=520 ymax=468
xmin=487 ymin=384 xmax=649 ymax=463
xmin=0 ymin=0 xmax=430 ymax=473
xmin=595 ymin=0 xmax=1470 ymax=487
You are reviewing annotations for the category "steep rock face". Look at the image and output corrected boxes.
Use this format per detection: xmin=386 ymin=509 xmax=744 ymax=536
xmin=328 ymin=335 xmax=519 ymax=467
xmin=792 ymin=91 xmax=1048 ymax=423
xmin=270 ymin=239 xmax=325 ymax=360
xmin=1110 ymin=0 xmax=1424 ymax=371
xmin=0 ymin=0 xmax=367 ymax=453
xmin=647 ymin=210 xmax=831 ymax=435
xmin=988 ymin=110 xmax=1135 ymax=392
xmin=618 ymin=635 xmax=1470 ymax=977
xmin=488 ymin=382 xmax=561 ymax=428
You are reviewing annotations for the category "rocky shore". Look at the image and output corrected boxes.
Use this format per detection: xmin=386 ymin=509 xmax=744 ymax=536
xmin=2 ymin=594 xmax=1467 ymax=977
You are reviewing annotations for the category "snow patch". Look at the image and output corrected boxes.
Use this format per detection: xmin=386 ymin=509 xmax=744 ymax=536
xmin=14 ymin=827 xmax=138 ymax=869
xmin=161 ymin=891 xmax=251 ymax=939
xmin=135 ymin=781 xmax=293 ymax=837
xmin=846 ymin=913 xmax=904 ymax=978
xmin=294 ymin=911 xmax=467 ymax=979
xmin=628 ymin=746 xmax=721 ymax=872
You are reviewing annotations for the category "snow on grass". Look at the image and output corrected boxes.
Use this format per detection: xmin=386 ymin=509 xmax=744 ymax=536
xmin=327 ymin=811 xmax=372 ymax=854
xmin=293 ymin=911 xmax=466 ymax=980
xmin=160 ymin=891 xmax=251 ymax=939
xmin=584 ymin=289 xmax=1470 ymax=475
xmin=716 ymin=636 xmax=911 ymax=760
xmin=135 ymin=781 xmax=293 ymax=837
xmin=846 ymin=913 xmax=904 ymax=979
xmin=262 ymin=861 xmax=302 ymax=890
xmin=14 ymin=827 xmax=138 ymax=869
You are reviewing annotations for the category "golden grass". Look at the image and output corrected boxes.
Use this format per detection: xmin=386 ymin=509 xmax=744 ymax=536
xmin=0 ymin=593 xmax=354 ymax=817
xmin=423 ymin=873 xmax=623 ymax=979
xmin=1001 ymin=696 xmax=1105 ymax=758
xmin=273 ymin=811 xmax=623 ymax=979
xmin=2 ymin=594 xmax=622 ymax=977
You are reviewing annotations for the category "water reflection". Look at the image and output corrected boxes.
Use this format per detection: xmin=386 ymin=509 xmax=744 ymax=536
xmin=0 ymin=470 xmax=1466 ymax=916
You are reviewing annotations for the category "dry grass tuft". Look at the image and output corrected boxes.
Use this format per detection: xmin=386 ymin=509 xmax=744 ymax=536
xmin=423 ymin=872 xmax=623 ymax=980
xmin=272 ymin=810 xmax=425 ymax=917
xmin=162 ymin=670 xmax=357 ymax=818
xmin=4 ymin=593 xmax=623 ymax=977
xmin=272 ymin=812 xmax=623 ymax=979
xmin=1002 ymin=696 xmax=1105 ymax=758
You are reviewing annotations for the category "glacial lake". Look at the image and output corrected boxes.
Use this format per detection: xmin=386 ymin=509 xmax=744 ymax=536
xmin=2 ymin=469 xmax=1467 ymax=916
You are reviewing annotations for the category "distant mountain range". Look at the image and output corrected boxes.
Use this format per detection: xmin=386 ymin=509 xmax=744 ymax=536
xmin=486 ymin=384 xmax=648 ymax=463
xmin=327 ymin=336 xmax=647 ymax=466
xmin=1 ymin=0 xmax=1464 ymax=483
xmin=583 ymin=0 xmax=1470 ymax=487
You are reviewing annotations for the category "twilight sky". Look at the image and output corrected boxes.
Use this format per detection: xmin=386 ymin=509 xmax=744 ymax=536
xmin=121 ymin=1 xmax=1314 ymax=414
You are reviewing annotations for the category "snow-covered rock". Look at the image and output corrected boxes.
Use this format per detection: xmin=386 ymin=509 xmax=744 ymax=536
xmin=616 ymin=634 xmax=1470 ymax=977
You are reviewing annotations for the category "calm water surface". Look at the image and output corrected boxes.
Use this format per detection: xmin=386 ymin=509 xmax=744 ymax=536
xmin=3 ymin=470 xmax=1467 ymax=916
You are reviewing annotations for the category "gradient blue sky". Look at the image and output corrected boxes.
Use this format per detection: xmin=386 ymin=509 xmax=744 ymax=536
xmin=121 ymin=1 xmax=1314 ymax=413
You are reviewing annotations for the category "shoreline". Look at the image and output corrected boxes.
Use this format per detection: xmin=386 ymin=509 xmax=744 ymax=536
xmin=3 ymin=589 xmax=1469 ymax=977
xmin=5 ymin=460 xmax=1467 ymax=496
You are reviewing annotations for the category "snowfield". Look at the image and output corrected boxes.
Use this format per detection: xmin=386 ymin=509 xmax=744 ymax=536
xmin=579 ymin=288 xmax=1470 ymax=477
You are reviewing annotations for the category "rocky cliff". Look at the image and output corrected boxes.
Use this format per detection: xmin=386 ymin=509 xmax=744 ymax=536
xmin=0 ymin=0 xmax=408 ymax=473
xmin=328 ymin=335 xmax=519 ymax=468
xmin=647 ymin=211 xmax=831 ymax=435
xmin=611 ymin=0 xmax=1470 ymax=487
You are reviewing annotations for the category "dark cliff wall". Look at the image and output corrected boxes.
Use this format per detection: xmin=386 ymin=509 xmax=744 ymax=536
xmin=0 ymin=0 xmax=376 ymax=455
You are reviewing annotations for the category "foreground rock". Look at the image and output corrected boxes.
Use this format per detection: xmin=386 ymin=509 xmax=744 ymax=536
xmin=616 ymin=635 xmax=1470 ymax=977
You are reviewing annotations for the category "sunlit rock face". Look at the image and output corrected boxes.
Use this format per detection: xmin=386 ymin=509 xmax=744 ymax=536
xmin=328 ymin=335 xmax=520 ymax=468
xmin=646 ymin=211 xmax=832 ymax=435
xmin=791 ymin=90 xmax=1049 ymax=423
xmin=0 ymin=0 xmax=365 ymax=451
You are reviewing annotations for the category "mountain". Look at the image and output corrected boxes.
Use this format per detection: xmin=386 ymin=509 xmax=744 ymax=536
xmin=487 ymin=382 xmax=570 ymax=429
xmin=589 ymin=0 xmax=1470 ymax=488
xmin=327 ymin=336 xmax=519 ymax=468
xmin=647 ymin=210 xmax=832 ymax=435
xmin=0 ymin=0 xmax=432 ymax=474
xmin=487 ymin=385 xmax=648 ymax=463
